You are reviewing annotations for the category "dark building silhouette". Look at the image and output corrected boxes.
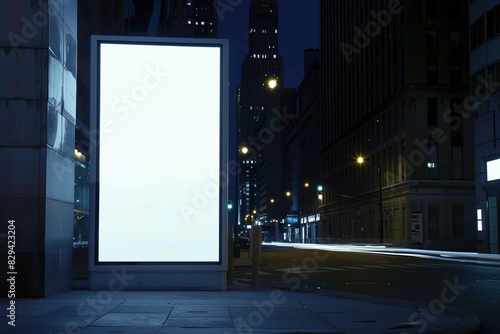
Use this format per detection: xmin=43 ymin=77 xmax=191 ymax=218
xmin=470 ymin=0 xmax=500 ymax=254
xmin=295 ymin=49 xmax=321 ymax=243
xmin=238 ymin=0 xmax=283 ymax=236
xmin=319 ymin=0 xmax=476 ymax=249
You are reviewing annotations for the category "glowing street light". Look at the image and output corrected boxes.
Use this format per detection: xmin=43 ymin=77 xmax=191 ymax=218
xmin=267 ymin=77 xmax=278 ymax=89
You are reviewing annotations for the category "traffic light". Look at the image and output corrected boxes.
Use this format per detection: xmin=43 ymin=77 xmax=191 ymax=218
xmin=317 ymin=185 xmax=323 ymax=201
xmin=227 ymin=200 xmax=233 ymax=211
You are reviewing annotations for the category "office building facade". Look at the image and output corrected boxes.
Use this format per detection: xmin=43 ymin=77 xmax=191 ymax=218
xmin=0 ymin=0 xmax=78 ymax=297
xmin=319 ymin=0 xmax=476 ymax=249
xmin=470 ymin=0 xmax=500 ymax=254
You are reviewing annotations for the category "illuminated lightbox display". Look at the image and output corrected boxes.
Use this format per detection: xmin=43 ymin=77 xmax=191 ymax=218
xmin=487 ymin=158 xmax=500 ymax=182
xmin=95 ymin=39 xmax=224 ymax=263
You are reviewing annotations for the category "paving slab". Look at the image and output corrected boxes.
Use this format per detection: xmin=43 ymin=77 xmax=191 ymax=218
xmin=0 ymin=285 xmax=480 ymax=334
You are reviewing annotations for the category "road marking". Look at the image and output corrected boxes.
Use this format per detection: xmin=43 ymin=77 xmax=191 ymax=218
xmin=273 ymin=268 xmax=328 ymax=273
xmin=405 ymin=264 xmax=437 ymax=268
xmin=319 ymin=266 xmax=346 ymax=271
xmin=340 ymin=266 xmax=367 ymax=270
xmin=383 ymin=264 xmax=411 ymax=268
xmin=360 ymin=265 xmax=389 ymax=269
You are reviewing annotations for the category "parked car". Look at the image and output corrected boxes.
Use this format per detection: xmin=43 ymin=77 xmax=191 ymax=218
xmin=236 ymin=237 xmax=250 ymax=249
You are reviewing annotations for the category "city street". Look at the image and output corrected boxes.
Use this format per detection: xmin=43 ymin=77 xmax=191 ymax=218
xmin=235 ymin=244 xmax=500 ymax=333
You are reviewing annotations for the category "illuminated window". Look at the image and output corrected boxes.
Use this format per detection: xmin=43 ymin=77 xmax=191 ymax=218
xmin=487 ymin=158 xmax=500 ymax=181
xmin=477 ymin=209 xmax=483 ymax=231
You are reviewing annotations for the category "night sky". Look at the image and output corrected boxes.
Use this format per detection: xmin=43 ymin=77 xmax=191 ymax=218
xmin=218 ymin=0 xmax=320 ymax=92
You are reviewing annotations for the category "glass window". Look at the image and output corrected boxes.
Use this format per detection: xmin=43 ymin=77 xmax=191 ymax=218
xmin=470 ymin=23 xmax=477 ymax=50
xmin=427 ymin=97 xmax=438 ymax=126
xmin=496 ymin=7 xmax=500 ymax=35
xmin=428 ymin=206 xmax=440 ymax=239
xmin=427 ymin=30 xmax=438 ymax=51
xmin=450 ymin=66 xmax=461 ymax=84
xmin=452 ymin=207 xmax=465 ymax=238
xmin=428 ymin=63 xmax=439 ymax=84
xmin=452 ymin=143 xmax=463 ymax=179
xmin=450 ymin=98 xmax=463 ymax=129
xmin=488 ymin=63 xmax=496 ymax=82
xmin=428 ymin=139 xmax=438 ymax=179
xmin=477 ymin=16 xmax=485 ymax=46
xmin=487 ymin=10 xmax=495 ymax=39
xmin=449 ymin=1 xmax=461 ymax=20
xmin=450 ymin=31 xmax=460 ymax=51
xmin=426 ymin=0 xmax=438 ymax=19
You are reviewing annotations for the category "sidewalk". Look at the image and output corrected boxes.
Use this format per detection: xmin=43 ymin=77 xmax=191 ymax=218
xmin=0 ymin=283 xmax=480 ymax=334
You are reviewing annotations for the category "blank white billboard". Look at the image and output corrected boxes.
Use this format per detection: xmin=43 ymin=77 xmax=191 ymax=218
xmin=95 ymin=39 xmax=224 ymax=263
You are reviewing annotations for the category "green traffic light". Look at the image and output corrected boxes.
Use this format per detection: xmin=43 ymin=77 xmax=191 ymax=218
xmin=227 ymin=201 xmax=233 ymax=210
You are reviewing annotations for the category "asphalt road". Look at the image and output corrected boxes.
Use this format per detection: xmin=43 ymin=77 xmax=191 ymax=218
xmin=234 ymin=245 xmax=500 ymax=333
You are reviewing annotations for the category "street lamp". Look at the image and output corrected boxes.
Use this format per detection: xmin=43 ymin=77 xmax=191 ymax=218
xmin=356 ymin=156 xmax=384 ymax=244
xmin=240 ymin=146 xmax=249 ymax=155
xmin=267 ymin=77 xmax=278 ymax=90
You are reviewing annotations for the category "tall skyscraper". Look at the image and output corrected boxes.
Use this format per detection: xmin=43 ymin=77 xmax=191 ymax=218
xmin=319 ymin=0 xmax=476 ymax=249
xmin=239 ymin=0 xmax=282 ymax=143
xmin=238 ymin=0 xmax=283 ymax=232
xmin=123 ymin=0 xmax=217 ymax=38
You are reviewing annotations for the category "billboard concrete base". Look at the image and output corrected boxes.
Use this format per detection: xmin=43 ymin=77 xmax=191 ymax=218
xmin=89 ymin=270 xmax=226 ymax=291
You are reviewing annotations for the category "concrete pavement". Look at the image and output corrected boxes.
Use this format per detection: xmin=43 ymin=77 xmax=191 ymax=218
xmin=0 ymin=283 xmax=481 ymax=333
xmin=0 ymin=245 xmax=489 ymax=333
